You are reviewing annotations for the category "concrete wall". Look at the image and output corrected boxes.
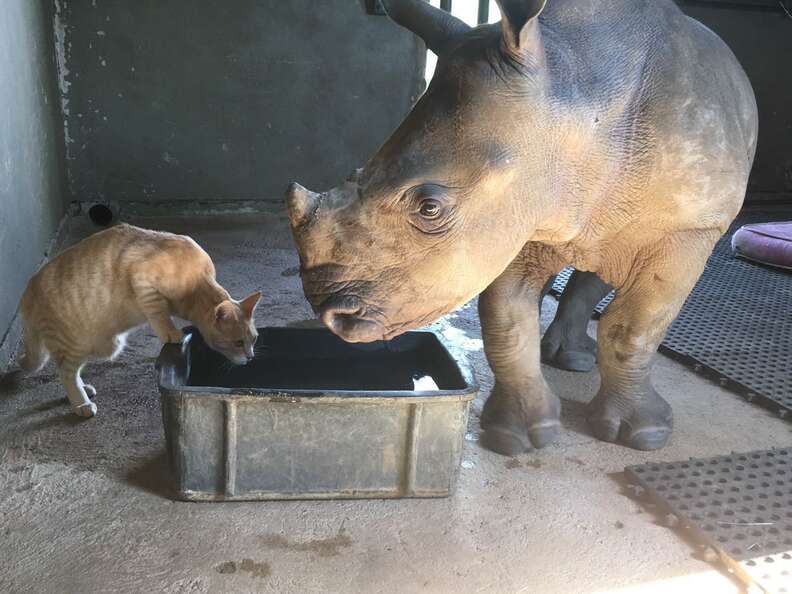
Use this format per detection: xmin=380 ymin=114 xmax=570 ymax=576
xmin=678 ymin=1 xmax=792 ymax=200
xmin=55 ymin=1 xmax=790 ymax=204
xmin=56 ymin=0 xmax=426 ymax=204
xmin=0 ymin=0 xmax=66 ymax=369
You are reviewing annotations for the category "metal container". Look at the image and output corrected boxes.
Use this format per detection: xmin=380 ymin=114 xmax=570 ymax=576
xmin=156 ymin=327 xmax=477 ymax=501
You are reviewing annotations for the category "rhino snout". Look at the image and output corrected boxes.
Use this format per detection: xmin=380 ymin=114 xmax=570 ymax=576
xmin=286 ymin=182 xmax=319 ymax=227
xmin=319 ymin=295 xmax=383 ymax=343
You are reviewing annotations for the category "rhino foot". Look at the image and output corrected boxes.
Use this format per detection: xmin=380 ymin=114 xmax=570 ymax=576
xmin=540 ymin=325 xmax=597 ymax=373
xmin=586 ymin=388 xmax=673 ymax=451
xmin=481 ymin=421 xmax=561 ymax=456
xmin=480 ymin=386 xmax=561 ymax=455
xmin=540 ymin=270 xmax=611 ymax=373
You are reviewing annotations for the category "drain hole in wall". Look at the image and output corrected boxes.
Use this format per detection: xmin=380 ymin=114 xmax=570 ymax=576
xmin=88 ymin=204 xmax=114 ymax=226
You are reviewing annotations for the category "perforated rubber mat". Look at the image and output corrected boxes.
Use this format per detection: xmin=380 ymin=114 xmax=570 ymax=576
xmin=626 ymin=448 xmax=792 ymax=594
xmin=659 ymin=214 xmax=792 ymax=416
xmin=550 ymin=267 xmax=614 ymax=317
xmin=551 ymin=209 xmax=792 ymax=416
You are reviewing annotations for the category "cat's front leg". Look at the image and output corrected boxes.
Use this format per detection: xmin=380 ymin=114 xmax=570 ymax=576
xmin=133 ymin=282 xmax=182 ymax=343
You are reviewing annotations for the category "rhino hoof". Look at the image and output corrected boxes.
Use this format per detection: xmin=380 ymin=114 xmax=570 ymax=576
xmin=586 ymin=391 xmax=673 ymax=451
xmin=480 ymin=386 xmax=562 ymax=455
xmin=480 ymin=426 xmax=532 ymax=456
xmin=541 ymin=328 xmax=597 ymax=373
xmin=480 ymin=420 xmax=561 ymax=456
xmin=527 ymin=421 xmax=562 ymax=449
xmin=546 ymin=350 xmax=596 ymax=373
xmin=625 ymin=426 xmax=673 ymax=451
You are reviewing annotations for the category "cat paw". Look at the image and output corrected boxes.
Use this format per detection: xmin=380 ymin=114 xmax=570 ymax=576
xmin=73 ymin=402 xmax=97 ymax=418
xmin=83 ymin=384 xmax=97 ymax=397
xmin=163 ymin=330 xmax=183 ymax=344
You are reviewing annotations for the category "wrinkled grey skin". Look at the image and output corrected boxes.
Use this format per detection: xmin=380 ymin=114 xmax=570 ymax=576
xmin=541 ymin=269 xmax=611 ymax=372
xmin=286 ymin=0 xmax=757 ymax=454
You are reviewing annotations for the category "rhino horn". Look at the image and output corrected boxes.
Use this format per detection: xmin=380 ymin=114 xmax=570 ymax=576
xmin=380 ymin=0 xmax=471 ymax=55
xmin=285 ymin=182 xmax=320 ymax=227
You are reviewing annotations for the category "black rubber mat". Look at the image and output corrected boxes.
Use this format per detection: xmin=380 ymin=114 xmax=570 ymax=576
xmin=551 ymin=209 xmax=792 ymax=417
xmin=626 ymin=448 xmax=792 ymax=594
xmin=550 ymin=267 xmax=614 ymax=317
xmin=660 ymin=212 xmax=792 ymax=417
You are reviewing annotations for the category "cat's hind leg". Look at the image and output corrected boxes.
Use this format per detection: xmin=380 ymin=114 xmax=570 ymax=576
xmin=78 ymin=332 xmax=129 ymax=399
xmin=18 ymin=325 xmax=50 ymax=374
xmin=55 ymin=354 xmax=97 ymax=418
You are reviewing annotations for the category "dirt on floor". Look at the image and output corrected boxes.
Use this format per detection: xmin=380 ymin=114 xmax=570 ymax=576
xmin=1 ymin=212 xmax=790 ymax=594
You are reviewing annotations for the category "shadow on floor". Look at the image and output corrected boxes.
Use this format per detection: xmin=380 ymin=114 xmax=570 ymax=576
xmin=22 ymin=409 xmax=87 ymax=430
xmin=125 ymin=450 xmax=175 ymax=500
xmin=0 ymin=369 xmax=59 ymax=397
xmin=0 ymin=369 xmax=23 ymax=394
xmin=559 ymin=398 xmax=592 ymax=438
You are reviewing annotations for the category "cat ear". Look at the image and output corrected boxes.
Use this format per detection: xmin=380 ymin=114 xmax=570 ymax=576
xmin=214 ymin=300 xmax=236 ymax=323
xmin=239 ymin=291 xmax=262 ymax=318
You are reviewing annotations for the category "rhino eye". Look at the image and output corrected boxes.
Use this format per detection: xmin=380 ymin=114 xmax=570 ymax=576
xmin=408 ymin=185 xmax=451 ymax=234
xmin=419 ymin=199 xmax=441 ymax=219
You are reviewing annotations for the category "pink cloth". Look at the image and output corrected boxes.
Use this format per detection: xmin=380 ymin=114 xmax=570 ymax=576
xmin=732 ymin=222 xmax=792 ymax=270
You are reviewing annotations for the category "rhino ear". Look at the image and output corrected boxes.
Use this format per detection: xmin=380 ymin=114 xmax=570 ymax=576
xmin=381 ymin=0 xmax=471 ymax=55
xmin=495 ymin=0 xmax=548 ymax=55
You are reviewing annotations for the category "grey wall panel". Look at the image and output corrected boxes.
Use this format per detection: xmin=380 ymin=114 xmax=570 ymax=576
xmin=57 ymin=1 xmax=425 ymax=203
xmin=0 ymin=0 xmax=66 ymax=367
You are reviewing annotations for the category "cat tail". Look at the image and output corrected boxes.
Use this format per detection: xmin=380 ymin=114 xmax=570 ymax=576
xmin=17 ymin=290 xmax=49 ymax=373
xmin=17 ymin=320 xmax=49 ymax=374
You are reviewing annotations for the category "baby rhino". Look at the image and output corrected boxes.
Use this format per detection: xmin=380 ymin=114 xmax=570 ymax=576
xmin=17 ymin=223 xmax=261 ymax=417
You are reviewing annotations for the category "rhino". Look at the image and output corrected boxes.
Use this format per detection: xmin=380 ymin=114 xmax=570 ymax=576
xmin=286 ymin=0 xmax=757 ymax=454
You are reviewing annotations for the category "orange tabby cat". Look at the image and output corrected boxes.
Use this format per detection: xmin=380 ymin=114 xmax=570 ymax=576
xmin=17 ymin=223 xmax=261 ymax=417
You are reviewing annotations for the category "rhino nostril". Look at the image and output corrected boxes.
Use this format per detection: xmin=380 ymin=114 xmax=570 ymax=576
xmin=317 ymin=295 xmax=385 ymax=342
xmin=319 ymin=296 xmax=365 ymax=330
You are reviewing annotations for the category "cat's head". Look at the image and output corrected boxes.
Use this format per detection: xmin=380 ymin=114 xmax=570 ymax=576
xmin=199 ymin=291 xmax=261 ymax=365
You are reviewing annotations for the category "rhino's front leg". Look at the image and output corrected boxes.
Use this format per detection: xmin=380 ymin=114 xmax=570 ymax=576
xmin=479 ymin=262 xmax=561 ymax=456
xmin=541 ymin=270 xmax=612 ymax=372
xmin=586 ymin=230 xmax=720 ymax=450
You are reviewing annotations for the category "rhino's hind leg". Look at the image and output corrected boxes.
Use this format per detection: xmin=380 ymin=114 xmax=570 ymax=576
xmin=541 ymin=270 xmax=612 ymax=372
xmin=586 ymin=231 xmax=720 ymax=450
xmin=479 ymin=261 xmax=561 ymax=455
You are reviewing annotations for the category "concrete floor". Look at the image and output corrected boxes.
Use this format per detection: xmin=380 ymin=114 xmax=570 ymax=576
xmin=2 ymin=212 xmax=790 ymax=594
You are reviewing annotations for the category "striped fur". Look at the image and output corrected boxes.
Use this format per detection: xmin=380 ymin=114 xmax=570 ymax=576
xmin=18 ymin=224 xmax=260 ymax=417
